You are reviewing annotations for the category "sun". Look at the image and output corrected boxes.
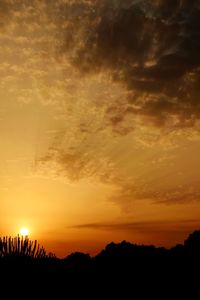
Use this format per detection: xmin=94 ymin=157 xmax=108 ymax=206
xmin=20 ymin=227 xmax=29 ymax=237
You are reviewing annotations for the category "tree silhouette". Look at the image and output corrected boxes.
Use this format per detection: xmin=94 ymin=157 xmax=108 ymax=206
xmin=184 ymin=230 xmax=200 ymax=254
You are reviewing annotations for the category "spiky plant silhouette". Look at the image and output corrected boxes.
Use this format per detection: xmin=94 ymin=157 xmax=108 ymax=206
xmin=0 ymin=236 xmax=47 ymax=258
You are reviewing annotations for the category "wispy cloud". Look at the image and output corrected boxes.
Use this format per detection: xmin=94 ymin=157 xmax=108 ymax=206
xmin=70 ymin=219 xmax=200 ymax=235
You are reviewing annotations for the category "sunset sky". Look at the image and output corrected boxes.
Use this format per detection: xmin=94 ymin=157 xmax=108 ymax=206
xmin=0 ymin=0 xmax=200 ymax=257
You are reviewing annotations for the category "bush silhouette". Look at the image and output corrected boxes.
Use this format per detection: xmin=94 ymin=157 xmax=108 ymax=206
xmin=0 ymin=235 xmax=47 ymax=258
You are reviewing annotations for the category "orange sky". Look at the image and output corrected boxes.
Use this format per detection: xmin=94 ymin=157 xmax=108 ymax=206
xmin=0 ymin=0 xmax=200 ymax=257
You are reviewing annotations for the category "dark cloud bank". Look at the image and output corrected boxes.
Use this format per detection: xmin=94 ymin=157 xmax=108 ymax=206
xmin=1 ymin=0 xmax=200 ymax=127
xmin=60 ymin=0 xmax=200 ymax=128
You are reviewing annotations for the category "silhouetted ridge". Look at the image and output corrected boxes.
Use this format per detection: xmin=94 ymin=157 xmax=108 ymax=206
xmin=184 ymin=230 xmax=200 ymax=254
xmin=0 ymin=230 xmax=200 ymax=298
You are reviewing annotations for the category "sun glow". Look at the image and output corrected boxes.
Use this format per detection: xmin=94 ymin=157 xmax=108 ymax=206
xmin=20 ymin=227 xmax=29 ymax=236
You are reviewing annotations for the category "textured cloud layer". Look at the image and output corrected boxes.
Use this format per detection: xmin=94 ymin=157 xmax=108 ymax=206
xmin=1 ymin=0 xmax=200 ymax=210
xmin=36 ymin=0 xmax=200 ymax=207
xmin=58 ymin=0 xmax=200 ymax=127
xmin=2 ymin=0 xmax=200 ymax=127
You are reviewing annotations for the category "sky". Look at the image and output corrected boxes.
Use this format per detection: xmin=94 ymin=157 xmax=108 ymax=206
xmin=0 ymin=0 xmax=200 ymax=257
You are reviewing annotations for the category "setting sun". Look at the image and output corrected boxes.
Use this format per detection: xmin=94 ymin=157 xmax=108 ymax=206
xmin=20 ymin=228 xmax=29 ymax=237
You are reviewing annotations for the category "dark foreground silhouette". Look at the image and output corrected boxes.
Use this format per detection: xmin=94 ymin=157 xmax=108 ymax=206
xmin=0 ymin=231 xmax=200 ymax=298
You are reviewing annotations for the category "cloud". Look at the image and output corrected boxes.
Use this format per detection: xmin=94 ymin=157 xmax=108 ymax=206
xmin=2 ymin=0 xmax=199 ymax=209
xmin=3 ymin=0 xmax=200 ymax=129
xmin=0 ymin=1 xmax=12 ymax=29
xmin=70 ymin=219 xmax=200 ymax=247
xmin=110 ymin=180 xmax=200 ymax=210
xmin=2 ymin=0 xmax=200 ymax=123
xmin=58 ymin=0 xmax=200 ymax=128
xmin=70 ymin=219 xmax=200 ymax=236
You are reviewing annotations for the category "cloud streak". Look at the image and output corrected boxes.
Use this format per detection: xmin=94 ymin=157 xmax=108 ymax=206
xmin=71 ymin=219 xmax=199 ymax=230
xmin=70 ymin=219 xmax=200 ymax=243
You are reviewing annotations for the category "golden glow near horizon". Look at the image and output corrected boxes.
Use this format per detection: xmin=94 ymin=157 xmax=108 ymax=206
xmin=0 ymin=1 xmax=200 ymax=257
